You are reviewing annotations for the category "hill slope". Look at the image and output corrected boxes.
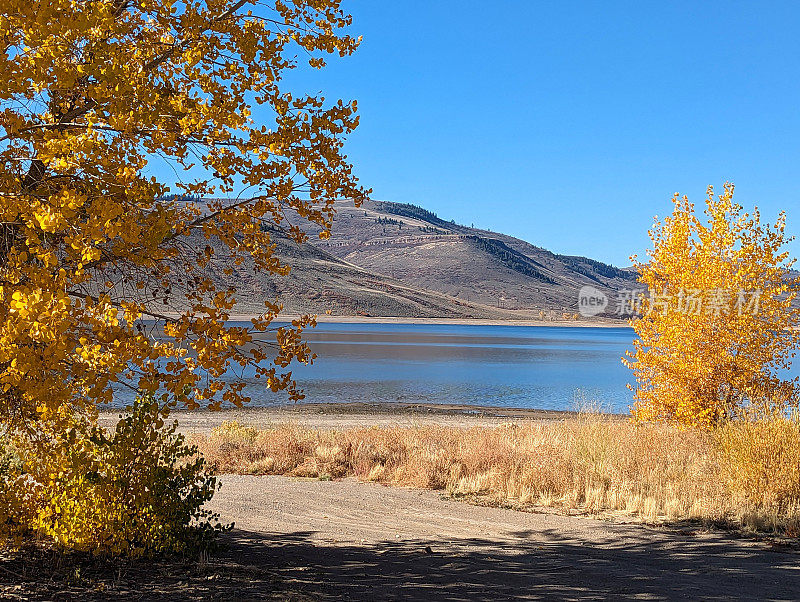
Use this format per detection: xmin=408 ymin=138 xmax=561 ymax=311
xmin=308 ymin=200 xmax=636 ymax=318
xmin=146 ymin=199 xmax=637 ymax=321
xmin=201 ymin=226 xmax=539 ymax=320
xmin=107 ymin=199 xmax=798 ymax=321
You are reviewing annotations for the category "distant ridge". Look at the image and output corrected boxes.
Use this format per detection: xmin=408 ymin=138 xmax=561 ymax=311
xmin=144 ymin=198 xmax=636 ymax=321
xmin=129 ymin=198 xmax=798 ymax=321
xmin=301 ymin=199 xmax=637 ymax=319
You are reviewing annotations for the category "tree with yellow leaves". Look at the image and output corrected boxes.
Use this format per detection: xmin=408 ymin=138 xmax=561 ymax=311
xmin=625 ymin=183 xmax=800 ymax=428
xmin=0 ymin=0 xmax=367 ymax=424
xmin=0 ymin=0 xmax=367 ymax=551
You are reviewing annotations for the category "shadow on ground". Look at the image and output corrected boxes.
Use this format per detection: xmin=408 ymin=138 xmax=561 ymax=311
xmin=218 ymin=527 xmax=799 ymax=601
xmin=2 ymin=527 xmax=799 ymax=600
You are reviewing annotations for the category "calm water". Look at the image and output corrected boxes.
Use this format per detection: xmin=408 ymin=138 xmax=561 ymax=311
xmin=119 ymin=322 xmax=799 ymax=413
xmin=249 ymin=323 xmax=638 ymax=413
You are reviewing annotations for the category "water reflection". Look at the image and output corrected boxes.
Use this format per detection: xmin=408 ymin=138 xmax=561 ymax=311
xmin=260 ymin=323 xmax=637 ymax=413
xmin=111 ymin=322 xmax=799 ymax=413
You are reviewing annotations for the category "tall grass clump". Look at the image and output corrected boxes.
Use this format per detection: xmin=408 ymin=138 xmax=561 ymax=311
xmin=714 ymin=412 xmax=800 ymax=532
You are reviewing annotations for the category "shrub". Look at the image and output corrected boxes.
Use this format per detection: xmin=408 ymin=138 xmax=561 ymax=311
xmin=0 ymin=432 xmax=36 ymax=543
xmin=15 ymin=395 xmax=228 ymax=556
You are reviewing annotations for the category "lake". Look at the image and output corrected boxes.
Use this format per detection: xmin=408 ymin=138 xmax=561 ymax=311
xmin=122 ymin=321 xmax=800 ymax=413
xmin=249 ymin=323 xmax=638 ymax=413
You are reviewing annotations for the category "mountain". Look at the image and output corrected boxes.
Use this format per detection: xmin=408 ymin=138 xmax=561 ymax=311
xmin=129 ymin=198 xmax=636 ymax=321
xmin=300 ymin=199 xmax=636 ymax=319
xmin=99 ymin=198 xmax=798 ymax=322
xmin=207 ymin=227 xmax=527 ymax=319
xmin=186 ymin=198 xmax=798 ymax=322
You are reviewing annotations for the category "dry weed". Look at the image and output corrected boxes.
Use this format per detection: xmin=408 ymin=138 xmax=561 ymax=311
xmin=193 ymin=414 xmax=800 ymax=534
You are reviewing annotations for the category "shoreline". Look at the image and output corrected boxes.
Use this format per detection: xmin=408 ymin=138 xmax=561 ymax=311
xmin=224 ymin=314 xmax=632 ymax=328
xmin=98 ymin=401 xmax=624 ymax=434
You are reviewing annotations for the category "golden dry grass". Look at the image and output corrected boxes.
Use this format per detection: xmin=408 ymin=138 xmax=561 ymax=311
xmin=192 ymin=413 xmax=800 ymax=535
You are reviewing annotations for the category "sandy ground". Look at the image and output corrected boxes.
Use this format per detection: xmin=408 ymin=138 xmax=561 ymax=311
xmin=166 ymin=404 xmax=798 ymax=600
xmin=207 ymin=475 xmax=800 ymax=600
xmin=4 ymin=477 xmax=799 ymax=602
xmin=98 ymin=402 xmax=587 ymax=435
xmin=7 ymin=405 xmax=800 ymax=600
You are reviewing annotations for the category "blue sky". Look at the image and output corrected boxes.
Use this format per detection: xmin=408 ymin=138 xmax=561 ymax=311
xmin=279 ymin=1 xmax=800 ymax=267
xmin=160 ymin=1 xmax=800 ymax=267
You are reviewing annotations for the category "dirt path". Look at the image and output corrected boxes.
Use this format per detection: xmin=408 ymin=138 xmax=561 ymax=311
xmin=209 ymin=475 xmax=800 ymax=601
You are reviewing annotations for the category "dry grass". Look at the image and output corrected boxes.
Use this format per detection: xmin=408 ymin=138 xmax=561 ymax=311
xmin=193 ymin=413 xmax=800 ymax=535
